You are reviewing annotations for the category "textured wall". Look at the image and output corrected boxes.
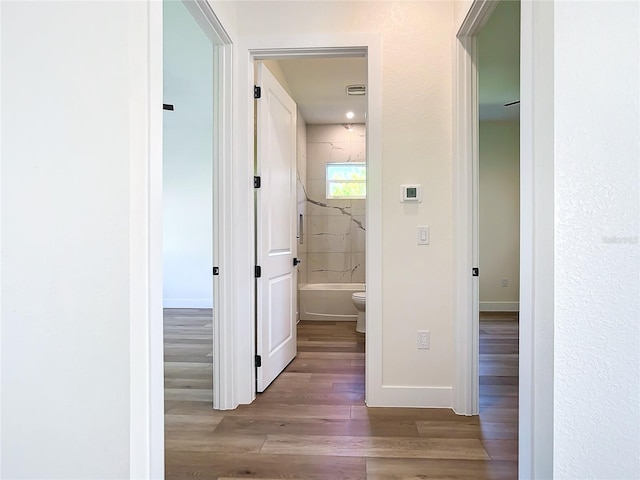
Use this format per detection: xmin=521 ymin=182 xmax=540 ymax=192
xmin=305 ymin=124 xmax=366 ymax=284
xmin=554 ymin=1 xmax=640 ymax=478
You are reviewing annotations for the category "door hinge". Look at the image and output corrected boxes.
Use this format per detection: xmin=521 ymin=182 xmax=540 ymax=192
xmin=254 ymin=85 xmax=261 ymax=99
xmin=472 ymin=267 xmax=479 ymax=277
xmin=212 ymin=267 xmax=219 ymax=276
xmin=163 ymin=103 xmax=174 ymax=111
xmin=254 ymin=176 xmax=261 ymax=188
xmin=255 ymin=265 xmax=262 ymax=278
xmin=255 ymin=355 xmax=262 ymax=368
xmin=293 ymin=257 xmax=301 ymax=266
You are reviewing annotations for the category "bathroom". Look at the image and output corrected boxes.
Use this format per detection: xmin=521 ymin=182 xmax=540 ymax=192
xmin=263 ymin=58 xmax=368 ymax=335
xmin=298 ymin=123 xmax=367 ymax=333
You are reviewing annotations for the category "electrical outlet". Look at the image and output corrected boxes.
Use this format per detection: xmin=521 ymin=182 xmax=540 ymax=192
xmin=417 ymin=330 xmax=430 ymax=350
xmin=501 ymin=278 xmax=509 ymax=288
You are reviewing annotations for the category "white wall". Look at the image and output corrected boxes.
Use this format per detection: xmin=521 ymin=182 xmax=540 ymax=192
xmin=262 ymin=60 xmax=294 ymax=97
xmin=235 ymin=1 xmax=455 ymax=402
xmin=1 ymin=2 xmax=136 ymax=477
xmin=554 ymin=1 xmax=640 ymax=478
xmin=454 ymin=0 xmax=474 ymax=31
xmin=163 ymin=0 xmax=213 ymax=308
xmin=479 ymin=121 xmax=519 ymax=311
xmin=208 ymin=0 xmax=237 ymax=37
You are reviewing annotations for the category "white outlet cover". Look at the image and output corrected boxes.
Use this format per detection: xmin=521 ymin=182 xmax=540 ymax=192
xmin=417 ymin=330 xmax=430 ymax=350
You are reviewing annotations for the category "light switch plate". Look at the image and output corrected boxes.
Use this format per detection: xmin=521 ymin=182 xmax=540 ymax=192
xmin=417 ymin=226 xmax=430 ymax=245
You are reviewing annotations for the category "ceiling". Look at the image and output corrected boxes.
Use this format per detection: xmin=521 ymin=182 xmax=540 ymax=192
xmin=268 ymin=57 xmax=367 ymax=125
xmin=478 ymin=0 xmax=521 ymax=121
xmin=261 ymin=0 xmax=519 ymax=125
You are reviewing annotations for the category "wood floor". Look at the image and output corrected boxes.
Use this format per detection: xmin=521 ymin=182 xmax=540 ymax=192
xmin=164 ymin=309 xmax=518 ymax=479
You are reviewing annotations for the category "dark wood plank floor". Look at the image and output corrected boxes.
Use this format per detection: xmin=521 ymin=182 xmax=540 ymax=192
xmin=164 ymin=309 xmax=518 ymax=479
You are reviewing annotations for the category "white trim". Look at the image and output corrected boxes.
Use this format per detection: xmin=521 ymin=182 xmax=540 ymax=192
xmin=370 ymin=386 xmax=453 ymax=409
xmin=452 ymin=0 xmax=496 ymax=418
xmin=163 ymin=299 xmax=214 ymax=309
xmin=129 ymin=0 xmax=236 ymax=476
xmin=519 ymin=1 xmax=555 ymax=478
xmin=457 ymin=0 xmax=498 ymax=36
xmin=211 ymin=27 xmax=236 ymax=412
xmin=128 ymin=1 xmax=163 ymax=477
xmin=0 ymin=2 xmax=4 ymax=474
xmin=233 ymin=33 xmax=383 ymax=406
xmin=184 ymin=0 xmax=236 ymax=411
xmin=479 ymin=302 xmax=520 ymax=312
xmin=252 ymin=47 xmax=366 ymax=60
xmin=455 ymin=0 xmax=555 ymax=475
xmin=184 ymin=0 xmax=232 ymax=45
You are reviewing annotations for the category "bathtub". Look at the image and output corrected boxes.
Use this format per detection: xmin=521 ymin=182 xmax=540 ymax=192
xmin=299 ymin=283 xmax=365 ymax=321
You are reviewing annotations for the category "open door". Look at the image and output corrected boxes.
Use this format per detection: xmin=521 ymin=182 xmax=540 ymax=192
xmin=255 ymin=62 xmax=298 ymax=392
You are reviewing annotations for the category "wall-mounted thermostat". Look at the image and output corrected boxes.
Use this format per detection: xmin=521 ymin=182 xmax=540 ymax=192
xmin=400 ymin=184 xmax=422 ymax=203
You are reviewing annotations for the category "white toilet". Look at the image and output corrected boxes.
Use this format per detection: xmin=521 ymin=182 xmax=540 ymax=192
xmin=351 ymin=291 xmax=366 ymax=333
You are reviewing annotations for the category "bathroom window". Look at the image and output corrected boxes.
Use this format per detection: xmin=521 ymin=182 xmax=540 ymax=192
xmin=326 ymin=163 xmax=366 ymax=199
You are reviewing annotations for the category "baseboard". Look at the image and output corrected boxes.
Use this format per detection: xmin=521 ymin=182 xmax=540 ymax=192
xmin=163 ymin=298 xmax=213 ymax=308
xmin=480 ymin=301 xmax=519 ymax=312
xmin=366 ymin=385 xmax=452 ymax=408
xmin=300 ymin=312 xmax=358 ymax=322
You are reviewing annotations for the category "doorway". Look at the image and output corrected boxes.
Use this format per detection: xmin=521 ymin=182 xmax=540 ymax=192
xmin=161 ymin=0 xmax=233 ymax=419
xmin=233 ymin=39 xmax=383 ymax=406
xmin=476 ymin=1 xmax=521 ymax=474
xmin=477 ymin=0 xmax=521 ymax=318
xmin=252 ymin=56 xmax=368 ymax=393
xmin=162 ymin=3 xmax=216 ymax=416
xmin=454 ymin=0 xmax=550 ymax=477
xmin=454 ymin=0 xmax=521 ymax=424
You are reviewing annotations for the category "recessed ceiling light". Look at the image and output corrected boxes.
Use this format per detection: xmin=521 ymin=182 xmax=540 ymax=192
xmin=346 ymin=111 xmax=355 ymax=119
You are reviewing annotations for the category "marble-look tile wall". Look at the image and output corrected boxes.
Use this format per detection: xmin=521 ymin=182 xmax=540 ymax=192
xmin=304 ymin=124 xmax=366 ymax=284
xmin=296 ymin=112 xmax=308 ymax=295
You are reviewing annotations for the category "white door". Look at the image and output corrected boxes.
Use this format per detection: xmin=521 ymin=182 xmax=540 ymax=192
xmin=255 ymin=62 xmax=298 ymax=392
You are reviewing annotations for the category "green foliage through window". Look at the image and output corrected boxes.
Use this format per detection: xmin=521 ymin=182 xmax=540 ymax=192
xmin=326 ymin=163 xmax=366 ymax=199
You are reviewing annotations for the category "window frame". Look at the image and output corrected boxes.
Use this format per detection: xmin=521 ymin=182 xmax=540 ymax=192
xmin=325 ymin=162 xmax=367 ymax=200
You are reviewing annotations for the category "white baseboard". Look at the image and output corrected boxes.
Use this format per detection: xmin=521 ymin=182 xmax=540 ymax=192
xmin=300 ymin=312 xmax=357 ymax=322
xmin=480 ymin=301 xmax=519 ymax=312
xmin=366 ymin=385 xmax=452 ymax=408
xmin=163 ymin=298 xmax=213 ymax=308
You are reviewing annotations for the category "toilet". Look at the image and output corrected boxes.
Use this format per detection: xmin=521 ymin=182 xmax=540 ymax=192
xmin=351 ymin=291 xmax=366 ymax=333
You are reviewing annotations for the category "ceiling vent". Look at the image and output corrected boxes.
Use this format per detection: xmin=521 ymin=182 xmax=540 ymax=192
xmin=346 ymin=84 xmax=366 ymax=96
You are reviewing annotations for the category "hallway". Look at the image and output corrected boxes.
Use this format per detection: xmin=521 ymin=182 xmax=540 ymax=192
xmin=164 ymin=310 xmax=518 ymax=479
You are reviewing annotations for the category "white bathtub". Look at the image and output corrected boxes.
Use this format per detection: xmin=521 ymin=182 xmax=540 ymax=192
xmin=299 ymin=283 xmax=365 ymax=321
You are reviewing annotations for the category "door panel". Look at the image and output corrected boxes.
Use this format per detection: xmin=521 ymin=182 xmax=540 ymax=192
xmin=256 ymin=62 xmax=298 ymax=392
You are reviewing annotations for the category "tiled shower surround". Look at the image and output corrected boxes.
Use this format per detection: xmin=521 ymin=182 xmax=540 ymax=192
xmin=303 ymin=124 xmax=366 ymax=283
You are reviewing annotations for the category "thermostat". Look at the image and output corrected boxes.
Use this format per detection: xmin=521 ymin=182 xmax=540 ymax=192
xmin=400 ymin=184 xmax=422 ymax=203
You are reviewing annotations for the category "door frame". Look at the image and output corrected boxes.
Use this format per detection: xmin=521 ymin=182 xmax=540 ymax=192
xmin=234 ymin=34 xmax=383 ymax=404
xmin=179 ymin=0 xmax=235 ymax=411
xmin=182 ymin=0 xmax=235 ymax=410
xmin=452 ymin=0 xmax=497 ymax=418
xmin=130 ymin=0 xmax=234 ymax=477
xmin=453 ymin=0 xmax=555 ymax=477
